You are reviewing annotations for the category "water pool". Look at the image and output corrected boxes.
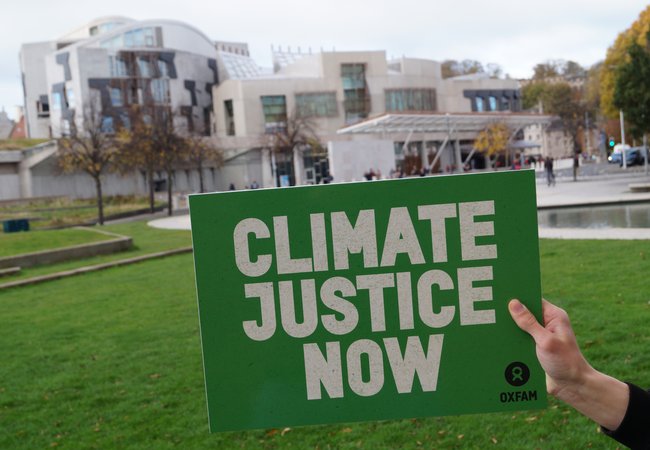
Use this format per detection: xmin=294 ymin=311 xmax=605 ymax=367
xmin=538 ymin=203 xmax=650 ymax=229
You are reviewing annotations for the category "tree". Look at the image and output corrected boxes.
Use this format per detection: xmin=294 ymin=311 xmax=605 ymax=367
xmin=116 ymin=106 xmax=159 ymax=214
xmin=523 ymin=81 xmax=593 ymax=151
xmin=545 ymin=84 xmax=590 ymax=146
xmin=532 ymin=60 xmax=563 ymax=79
xmin=57 ymin=102 xmax=117 ymax=225
xmin=265 ymin=111 xmax=322 ymax=186
xmin=522 ymin=82 xmax=550 ymax=110
xmin=474 ymin=122 xmax=510 ymax=168
xmin=184 ymin=132 xmax=223 ymax=193
xmin=614 ymin=36 xmax=650 ymax=140
xmin=441 ymin=59 xmax=484 ymax=78
xmin=601 ymin=6 xmax=650 ymax=118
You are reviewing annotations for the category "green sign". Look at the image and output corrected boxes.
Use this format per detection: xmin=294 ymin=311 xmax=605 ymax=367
xmin=190 ymin=170 xmax=546 ymax=432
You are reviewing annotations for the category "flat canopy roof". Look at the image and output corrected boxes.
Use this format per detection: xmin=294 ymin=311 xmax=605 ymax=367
xmin=337 ymin=113 xmax=554 ymax=135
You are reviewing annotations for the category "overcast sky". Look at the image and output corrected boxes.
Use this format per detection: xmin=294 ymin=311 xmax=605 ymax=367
xmin=1 ymin=0 xmax=647 ymax=119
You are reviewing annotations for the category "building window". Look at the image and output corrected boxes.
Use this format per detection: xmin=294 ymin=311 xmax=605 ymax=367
xmin=137 ymin=58 xmax=151 ymax=78
xmin=151 ymin=79 xmax=170 ymax=103
xmin=65 ymin=88 xmax=75 ymax=109
xmin=385 ymin=89 xmax=437 ymax=112
xmin=109 ymin=56 xmax=128 ymax=77
xmin=341 ymin=63 xmax=370 ymax=124
xmin=341 ymin=63 xmax=366 ymax=89
xmin=158 ymin=59 xmax=169 ymax=77
xmin=100 ymin=35 xmax=123 ymax=49
xmin=37 ymin=99 xmax=50 ymax=117
xmin=224 ymin=100 xmax=235 ymax=136
xmin=261 ymin=95 xmax=287 ymax=134
xmin=475 ymin=97 xmax=484 ymax=112
xmin=51 ymin=92 xmax=62 ymax=110
xmin=502 ymin=96 xmax=510 ymax=111
xmin=124 ymin=28 xmax=156 ymax=48
xmin=101 ymin=116 xmax=114 ymax=133
xmin=488 ymin=96 xmax=497 ymax=112
xmin=295 ymin=92 xmax=337 ymax=118
xmin=110 ymin=87 xmax=123 ymax=107
xmin=119 ymin=113 xmax=131 ymax=130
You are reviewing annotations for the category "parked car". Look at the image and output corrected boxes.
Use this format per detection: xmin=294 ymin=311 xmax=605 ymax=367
xmin=608 ymin=146 xmax=645 ymax=166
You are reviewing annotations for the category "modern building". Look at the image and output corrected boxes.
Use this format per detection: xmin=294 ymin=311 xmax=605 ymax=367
xmin=20 ymin=16 xmax=220 ymax=139
xmin=210 ymin=48 xmax=539 ymax=187
xmin=13 ymin=19 xmax=551 ymax=202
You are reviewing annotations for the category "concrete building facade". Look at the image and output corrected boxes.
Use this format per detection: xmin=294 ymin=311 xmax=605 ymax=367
xmin=20 ymin=17 xmax=219 ymax=139
xmin=211 ymin=49 xmax=525 ymax=186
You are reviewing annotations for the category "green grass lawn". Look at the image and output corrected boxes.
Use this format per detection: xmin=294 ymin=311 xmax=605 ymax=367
xmin=0 ymin=138 xmax=50 ymax=150
xmin=0 ymin=196 xmax=165 ymax=229
xmin=0 ymin=220 xmax=190 ymax=283
xmin=0 ymin=227 xmax=114 ymax=258
xmin=1 ymin=239 xmax=648 ymax=449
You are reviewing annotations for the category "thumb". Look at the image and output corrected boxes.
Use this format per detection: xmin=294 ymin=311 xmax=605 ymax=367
xmin=508 ymin=299 xmax=547 ymax=343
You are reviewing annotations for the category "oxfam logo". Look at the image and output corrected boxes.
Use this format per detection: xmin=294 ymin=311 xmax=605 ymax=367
xmin=504 ymin=362 xmax=530 ymax=387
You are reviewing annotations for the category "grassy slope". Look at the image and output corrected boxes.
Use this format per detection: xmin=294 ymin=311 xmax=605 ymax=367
xmin=0 ymin=228 xmax=113 ymax=258
xmin=0 ymin=221 xmax=190 ymax=283
xmin=0 ymin=239 xmax=648 ymax=449
xmin=0 ymin=198 xmax=165 ymax=230
xmin=0 ymin=139 xmax=49 ymax=150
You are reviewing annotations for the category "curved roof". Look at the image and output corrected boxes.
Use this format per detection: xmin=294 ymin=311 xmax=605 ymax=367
xmin=58 ymin=16 xmax=135 ymax=41
xmin=59 ymin=19 xmax=217 ymax=58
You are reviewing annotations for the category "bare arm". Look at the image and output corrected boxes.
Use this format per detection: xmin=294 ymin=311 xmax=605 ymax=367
xmin=508 ymin=299 xmax=629 ymax=431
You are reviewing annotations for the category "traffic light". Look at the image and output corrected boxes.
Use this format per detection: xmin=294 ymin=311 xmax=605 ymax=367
xmin=608 ymin=136 xmax=616 ymax=148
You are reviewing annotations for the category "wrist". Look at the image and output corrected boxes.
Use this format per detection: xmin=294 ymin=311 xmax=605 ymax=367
xmin=555 ymin=367 xmax=629 ymax=431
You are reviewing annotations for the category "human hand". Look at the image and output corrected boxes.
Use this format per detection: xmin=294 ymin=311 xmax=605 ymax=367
xmin=509 ymin=299 xmax=592 ymax=400
xmin=508 ymin=299 xmax=628 ymax=431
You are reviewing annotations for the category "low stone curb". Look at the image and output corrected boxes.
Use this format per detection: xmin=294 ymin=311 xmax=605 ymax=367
xmin=0 ymin=247 xmax=193 ymax=290
xmin=0 ymin=231 xmax=133 ymax=270
xmin=0 ymin=267 xmax=20 ymax=278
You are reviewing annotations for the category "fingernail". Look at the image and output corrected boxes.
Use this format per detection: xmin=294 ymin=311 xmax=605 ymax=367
xmin=509 ymin=299 xmax=525 ymax=313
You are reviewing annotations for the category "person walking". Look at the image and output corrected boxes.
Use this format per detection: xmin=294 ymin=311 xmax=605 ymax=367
xmin=545 ymin=157 xmax=555 ymax=186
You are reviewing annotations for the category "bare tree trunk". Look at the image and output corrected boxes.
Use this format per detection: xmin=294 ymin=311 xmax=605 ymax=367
xmin=94 ymin=176 xmax=105 ymax=225
xmin=198 ymin=161 xmax=205 ymax=193
xmin=147 ymin=169 xmax=155 ymax=213
xmin=167 ymin=168 xmax=173 ymax=216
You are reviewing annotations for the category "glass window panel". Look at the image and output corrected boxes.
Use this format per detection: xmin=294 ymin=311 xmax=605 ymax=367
xmin=261 ymin=95 xmax=287 ymax=133
xmin=385 ymin=89 xmax=436 ymax=112
xmin=502 ymin=96 xmax=510 ymax=111
xmin=489 ymin=96 xmax=497 ymax=111
xmin=124 ymin=31 xmax=134 ymax=47
xmin=145 ymin=28 xmax=155 ymax=46
xmin=151 ymin=79 xmax=169 ymax=103
xmin=476 ymin=97 xmax=484 ymax=112
xmin=66 ymin=88 xmax=75 ymax=109
xmin=51 ymin=92 xmax=62 ymax=110
xmin=138 ymin=58 xmax=151 ymax=77
xmin=158 ymin=59 xmax=168 ymax=77
xmin=110 ymin=87 xmax=123 ymax=106
xmin=101 ymin=116 xmax=114 ymax=133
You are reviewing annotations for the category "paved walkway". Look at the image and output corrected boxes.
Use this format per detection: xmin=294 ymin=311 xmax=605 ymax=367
xmin=148 ymin=170 xmax=650 ymax=239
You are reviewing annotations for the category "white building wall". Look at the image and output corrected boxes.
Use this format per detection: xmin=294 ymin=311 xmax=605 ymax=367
xmin=0 ymin=175 xmax=20 ymax=200
xmin=30 ymin=158 xmax=146 ymax=198
xmin=20 ymin=41 xmax=57 ymax=138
